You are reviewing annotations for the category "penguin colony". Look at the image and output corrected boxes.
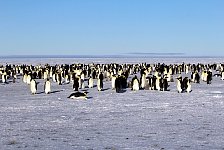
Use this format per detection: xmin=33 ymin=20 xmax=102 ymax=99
xmin=0 ymin=62 xmax=223 ymax=99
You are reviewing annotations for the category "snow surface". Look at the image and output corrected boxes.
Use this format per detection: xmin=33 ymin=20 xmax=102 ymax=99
xmin=1 ymin=57 xmax=224 ymax=150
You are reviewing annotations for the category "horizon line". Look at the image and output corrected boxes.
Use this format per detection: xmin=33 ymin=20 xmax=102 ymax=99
xmin=1 ymin=54 xmax=224 ymax=59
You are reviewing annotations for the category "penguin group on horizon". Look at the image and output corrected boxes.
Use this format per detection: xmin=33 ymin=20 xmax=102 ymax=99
xmin=1 ymin=62 xmax=224 ymax=99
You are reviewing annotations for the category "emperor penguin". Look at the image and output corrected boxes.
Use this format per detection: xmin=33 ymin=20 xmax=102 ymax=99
xmin=26 ymin=73 xmax=32 ymax=85
xmin=1 ymin=71 xmax=7 ymax=83
xmin=207 ymin=71 xmax=212 ymax=84
xmin=152 ymin=76 xmax=157 ymax=90
xmin=159 ymin=78 xmax=164 ymax=91
xmin=182 ymin=77 xmax=189 ymax=91
xmin=146 ymin=76 xmax=152 ymax=90
xmin=43 ymin=71 xmax=48 ymax=80
xmin=221 ymin=71 xmax=224 ymax=80
xmin=195 ymin=72 xmax=200 ymax=83
xmin=166 ymin=73 xmax=171 ymax=82
xmin=131 ymin=75 xmax=139 ymax=91
xmin=186 ymin=79 xmax=192 ymax=93
xmin=73 ymin=77 xmax=79 ymax=91
xmin=57 ymin=73 xmax=62 ymax=85
xmin=111 ymin=74 xmax=117 ymax=90
xmin=156 ymin=76 xmax=161 ymax=91
xmin=12 ymin=71 xmax=16 ymax=83
xmin=163 ymin=77 xmax=169 ymax=91
xmin=65 ymin=74 xmax=70 ymax=84
xmin=80 ymin=72 xmax=85 ymax=89
xmin=115 ymin=75 xmax=127 ymax=93
xmin=106 ymin=71 xmax=111 ymax=81
xmin=88 ymin=76 xmax=94 ymax=88
xmin=30 ymin=79 xmax=37 ymax=95
xmin=140 ymin=73 xmax=146 ymax=89
xmin=191 ymin=72 xmax=196 ymax=83
xmin=23 ymin=73 xmax=28 ymax=83
xmin=52 ymin=73 xmax=57 ymax=83
xmin=44 ymin=78 xmax=51 ymax=94
xmin=67 ymin=91 xmax=88 ymax=100
xmin=97 ymin=72 xmax=104 ymax=91
xmin=176 ymin=76 xmax=182 ymax=93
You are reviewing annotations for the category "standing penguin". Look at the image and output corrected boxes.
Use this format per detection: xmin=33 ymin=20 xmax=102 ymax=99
xmin=140 ymin=73 xmax=146 ymax=89
xmin=97 ymin=72 xmax=104 ymax=91
xmin=131 ymin=75 xmax=139 ymax=91
xmin=186 ymin=79 xmax=192 ymax=93
xmin=30 ymin=79 xmax=37 ymax=95
xmin=221 ymin=71 xmax=224 ymax=80
xmin=88 ymin=76 xmax=94 ymax=88
xmin=163 ymin=77 xmax=169 ymax=91
xmin=156 ymin=76 xmax=161 ymax=91
xmin=115 ymin=75 xmax=127 ymax=93
xmin=111 ymin=74 xmax=117 ymax=90
xmin=176 ymin=76 xmax=182 ymax=93
xmin=26 ymin=73 xmax=32 ymax=85
xmin=23 ymin=73 xmax=28 ymax=83
xmin=80 ymin=72 xmax=85 ymax=89
xmin=195 ymin=72 xmax=200 ymax=83
xmin=57 ymin=73 xmax=62 ymax=85
xmin=73 ymin=77 xmax=79 ymax=91
xmin=1 ymin=71 xmax=7 ymax=83
xmin=207 ymin=71 xmax=212 ymax=84
xmin=65 ymin=74 xmax=70 ymax=84
xmin=182 ymin=77 xmax=189 ymax=91
xmin=115 ymin=76 xmax=122 ymax=93
xmin=44 ymin=78 xmax=51 ymax=94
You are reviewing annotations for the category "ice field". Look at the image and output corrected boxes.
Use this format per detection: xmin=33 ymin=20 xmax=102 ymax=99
xmin=1 ymin=57 xmax=224 ymax=150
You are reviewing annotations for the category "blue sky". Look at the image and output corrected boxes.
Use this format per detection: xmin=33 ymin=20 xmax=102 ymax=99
xmin=0 ymin=0 xmax=224 ymax=56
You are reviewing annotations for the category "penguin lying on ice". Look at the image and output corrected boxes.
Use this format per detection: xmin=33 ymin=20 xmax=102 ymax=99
xmin=67 ymin=91 xmax=88 ymax=100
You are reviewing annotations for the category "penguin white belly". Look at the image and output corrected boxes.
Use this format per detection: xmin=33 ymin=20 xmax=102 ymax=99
xmin=88 ymin=78 xmax=94 ymax=88
xmin=156 ymin=78 xmax=160 ymax=91
xmin=97 ymin=79 xmax=103 ymax=91
xmin=44 ymin=72 xmax=48 ymax=80
xmin=176 ymin=80 xmax=182 ymax=93
xmin=132 ymin=79 xmax=139 ymax=91
xmin=111 ymin=76 xmax=116 ymax=90
xmin=45 ymin=81 xmax=51 ymax=94
xmin=26 ymin=75 xmax=31 ymax=85
xmin=23 ymin=74 xmax=27 ymax=83
xmin=30 ymin=80 xmax=37 ymax=94
xmin=192 ymin=74 xmax=195 ymax=82
xmin=222 ymin=72 xmax=224 ymax=80
xmin=2 ymin=75 xmax=6 ymax=83
xmin=141 ymin=75 xmax=146 ymax=89
xmin=186 ymin=83 xmax=191 ymax=93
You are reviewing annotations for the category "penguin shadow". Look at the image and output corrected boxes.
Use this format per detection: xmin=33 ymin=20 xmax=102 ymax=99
xmin=50 ymin=90 xmax=64 ymax=94
xmin=86 ymin=96 xmax=93 ymax=99
xmin=36 ymin=90 xmax=64 ymax=95
xmin=67 ymin=96 xmax=93 ymax=100
xmin=36 ymin=91 xmax=45 ymax=95
xmin=84 ymin=85 xmax=97 ymax=88
xmin=116 ymin=89 xmax=127 ymax=93
xmin=62 ymin=82 xmax=70 ymax=85
xmin=81 ymin=89 xmax=89 ymax=92
xmin=102 ymin=88 xmax=110 ymax=91
xmin=1 ymin=82 xmax=9 ymax=84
